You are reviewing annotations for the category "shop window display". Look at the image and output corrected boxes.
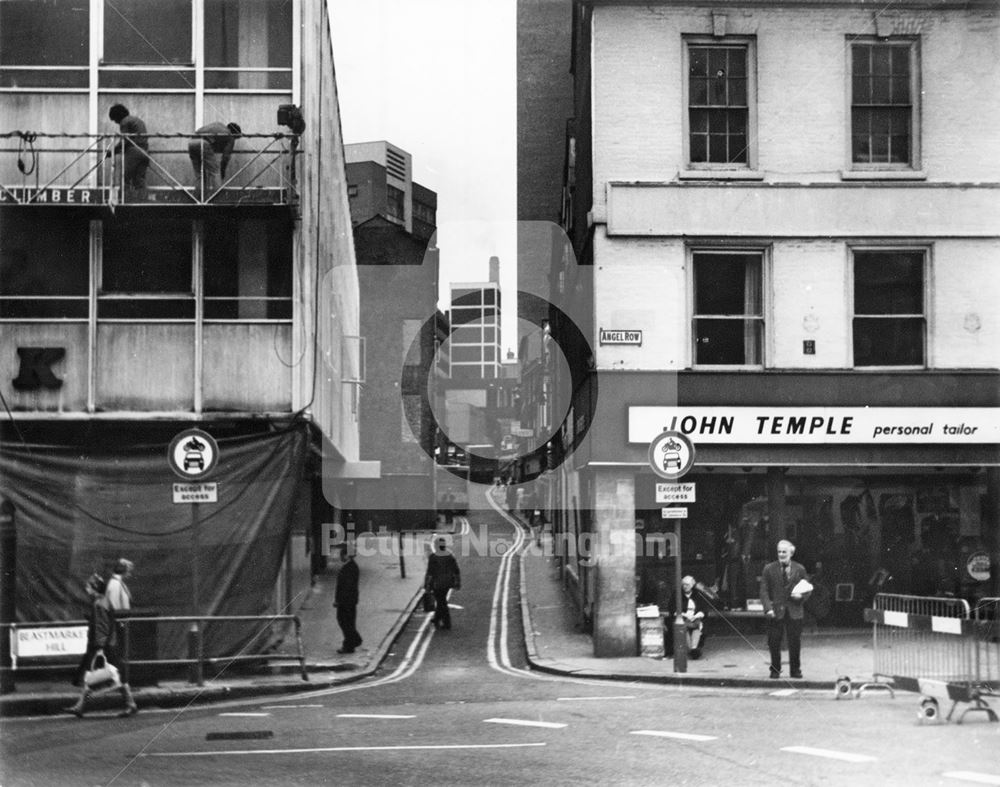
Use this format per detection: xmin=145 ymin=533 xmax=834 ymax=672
xmin=634 ymin=472 xmax=989 ymax=628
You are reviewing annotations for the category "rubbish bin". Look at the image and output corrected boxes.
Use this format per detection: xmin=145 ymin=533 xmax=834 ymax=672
xmin=637 ymin=604 xmax=664 ymax=659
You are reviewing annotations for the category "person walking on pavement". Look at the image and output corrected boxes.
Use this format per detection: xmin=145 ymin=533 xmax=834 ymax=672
xmin=188 ymin=121 xmax=242 ymax=197
xmin=425 ymin=536 xmax=461 ymax=630
xmin=105 ymin=558 xmax=133 ymax=613
xmin=106 ymin=104 xmax=149 ymax=200
xmin=71 ymin=573 xmax=106 ymax=687
xmin=67 ymin=572 xmax=138 ymax=718
xmin=760 ymin=539 xmax=811 ymax=679
xmin=334 ymin=545 xmax=362 ymax=654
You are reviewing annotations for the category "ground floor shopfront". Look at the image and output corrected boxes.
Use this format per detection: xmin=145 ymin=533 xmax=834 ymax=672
xmin=553 ymin=371 xmax=1000 ymax=657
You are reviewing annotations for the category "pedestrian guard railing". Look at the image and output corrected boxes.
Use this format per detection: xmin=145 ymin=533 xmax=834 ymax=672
xmin=1 ymin=131 xmax=300 ymax=207
xmin=1 ymin=613 xmax=308 ymax=691
xmin=841 ymin=593 xmax=999 ymax=724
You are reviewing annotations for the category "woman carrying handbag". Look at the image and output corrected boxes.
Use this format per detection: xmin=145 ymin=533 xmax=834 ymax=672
xmin=67 ymin=573 xmax=138 ymax=718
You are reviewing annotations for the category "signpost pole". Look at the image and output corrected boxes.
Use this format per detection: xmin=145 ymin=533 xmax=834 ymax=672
xmin=672 ymin=517 xmax=687 ymax=672
xmin=648 ymin=430 xmax=696 ymax=675
xmin=167 ymin=427 xmax=218 ymax=689
xmin=189 ymin=502 xmax=203 ymax=686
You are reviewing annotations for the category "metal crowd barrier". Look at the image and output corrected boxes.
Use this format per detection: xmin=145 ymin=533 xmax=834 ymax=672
xmin=973 ymin=597 xmax=1000 ymax=692
xmin=1 ymin=613 xmax=307 ymax=691
xmin=849 ymin=593 xmax=998 ymax=724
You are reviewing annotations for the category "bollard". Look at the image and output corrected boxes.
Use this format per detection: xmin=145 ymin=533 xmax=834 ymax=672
xmin=398 ymin=530 xmax=406 ymax=578
xmin=0 ymin=499 xmax=16 ymax=694
xmin=188 ymin=622 xmax=204 ymax=686
xmin=672 ymin=614 xmax=688 ymax=673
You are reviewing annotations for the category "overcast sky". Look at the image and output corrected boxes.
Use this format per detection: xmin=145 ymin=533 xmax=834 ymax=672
xmin=330 ymin=0 xmax=518 ymax=355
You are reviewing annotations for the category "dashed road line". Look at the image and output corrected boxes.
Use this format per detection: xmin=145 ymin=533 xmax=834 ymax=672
xmin=336 ymin=713 xmax=416 ymax=719
xmin=630 ymin=730 xmax=717 ymax=742
xmin=261 ymin=704 xmax=326 ymax=710
xmin=484 ymin=718 xmax=568 ymax=729
xmin=781 ymin=746 xmax=876 ymax=763
xmin=769 ymin=689 xmax=800 ymax=697
xmin=943 ymin=773 xmax=1000 ymax=785
xmin=218 ymin=712 xmax=270 ymax=717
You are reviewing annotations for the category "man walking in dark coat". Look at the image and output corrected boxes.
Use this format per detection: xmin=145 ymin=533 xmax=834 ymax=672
xmin=334 ymin=545 xmax=362 ymax=654
xmin=425 ymin=536 xmax=461 ymax=630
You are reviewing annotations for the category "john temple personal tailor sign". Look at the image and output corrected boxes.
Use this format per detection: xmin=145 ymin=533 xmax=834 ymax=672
xmin=628 ymin=407 xmax=1000 ymax=444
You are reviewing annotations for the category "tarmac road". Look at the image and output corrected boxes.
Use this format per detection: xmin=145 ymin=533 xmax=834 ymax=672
xmin=1 ymin=500 xmax=998 ymax=786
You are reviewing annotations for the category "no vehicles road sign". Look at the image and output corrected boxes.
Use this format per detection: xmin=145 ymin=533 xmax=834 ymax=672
xmin=168 ymin=428 xmax=219 ymax=481
xmin=648 ymin=430 xmax=695 ymax=480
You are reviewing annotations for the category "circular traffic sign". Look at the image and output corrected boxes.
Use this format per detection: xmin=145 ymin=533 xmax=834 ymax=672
xmin=648 ymin=430 xmax=696 ymax=480
xmin=168 ymin=428 xmax=219 ymax=480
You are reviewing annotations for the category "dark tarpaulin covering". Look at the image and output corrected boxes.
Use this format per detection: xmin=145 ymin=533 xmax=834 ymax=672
xmin=0 ymin=423 xmax=309 ymax=660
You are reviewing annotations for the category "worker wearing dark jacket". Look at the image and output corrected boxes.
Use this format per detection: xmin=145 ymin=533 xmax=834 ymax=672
xmin=424 ymin=536 xmax=461 ymax=630
xmin=334 ymin=545 xmax=362 ymax=654
xmin=188 ymin=120 xmax=242 ymax=196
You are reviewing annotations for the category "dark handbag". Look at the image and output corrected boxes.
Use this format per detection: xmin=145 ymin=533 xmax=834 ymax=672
xmin=422 ymin=590 xmax=436 ymax=613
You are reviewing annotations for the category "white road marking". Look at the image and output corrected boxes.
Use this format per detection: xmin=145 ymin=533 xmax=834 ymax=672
xmin=484 ymin=718 xmax=568 ymax=729
xmin=481 ymin=488 xmax=708 ymax=695
xmin=557 ymin=695 xmax=636 ymax=702
xmin=218 ymin=712 xmax=270 ymax=717
xmin=781 ymin=746 xmax=876 ymax=763
xmin=261 ymin=705 xmax=326 ymax=710
xmin=336 ymin=713 xmax=416 ymax=719
xmin=769 ymin=689 xmax=799 ymax=697
xmin=631 ymin=730 xmax=717 ymax=742
xmin=142 ymin=743 xmax=548 ymax=757
xmin=943 ymin=773 xmax=1000 ymax=785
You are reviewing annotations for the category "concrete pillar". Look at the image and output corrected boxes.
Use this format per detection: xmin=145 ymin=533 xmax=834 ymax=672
xmin=592 ymin=469 xmax=637 ymax=658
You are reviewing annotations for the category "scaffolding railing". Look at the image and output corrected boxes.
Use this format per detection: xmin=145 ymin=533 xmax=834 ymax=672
xmin=0 ymin=131 xmax=300 ymax=207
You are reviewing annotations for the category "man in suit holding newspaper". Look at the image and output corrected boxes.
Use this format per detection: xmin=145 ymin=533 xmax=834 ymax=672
xmin=760 ymin=539 xmax=812 ymax=679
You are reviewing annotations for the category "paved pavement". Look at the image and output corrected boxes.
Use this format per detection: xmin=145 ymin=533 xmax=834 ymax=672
xmin=0 ymin=521 xmax=879 ymax=718
xmin=522 ymin=543 xmax=875 ymax=691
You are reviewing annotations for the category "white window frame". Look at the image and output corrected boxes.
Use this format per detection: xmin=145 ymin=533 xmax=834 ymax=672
xmin=845 ymin=36 xmax=921 ymax=175
xmin=689 ymin=246 xmax=769 ymax=370
xmin=682 ymin=36 xmax=758 ymax=175
xmin=849 ymin=245 xmax=928 ymax=370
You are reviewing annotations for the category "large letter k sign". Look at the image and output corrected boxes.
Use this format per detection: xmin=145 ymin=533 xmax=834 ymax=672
xmin=12 ymin=347 xmax=65 ymax=390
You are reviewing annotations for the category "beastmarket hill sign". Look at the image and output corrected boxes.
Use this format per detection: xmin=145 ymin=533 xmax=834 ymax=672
xmin=628 ymin=407 xmax=999 ymax=445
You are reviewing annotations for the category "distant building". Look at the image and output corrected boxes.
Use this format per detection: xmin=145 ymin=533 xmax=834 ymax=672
xmin=449 ymin=271 xmax=503 ymax=381
xmin=345 ymin=141 xmax=436 ymax=242
xmin=346 ymin=142 xmax=439 ymax=530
